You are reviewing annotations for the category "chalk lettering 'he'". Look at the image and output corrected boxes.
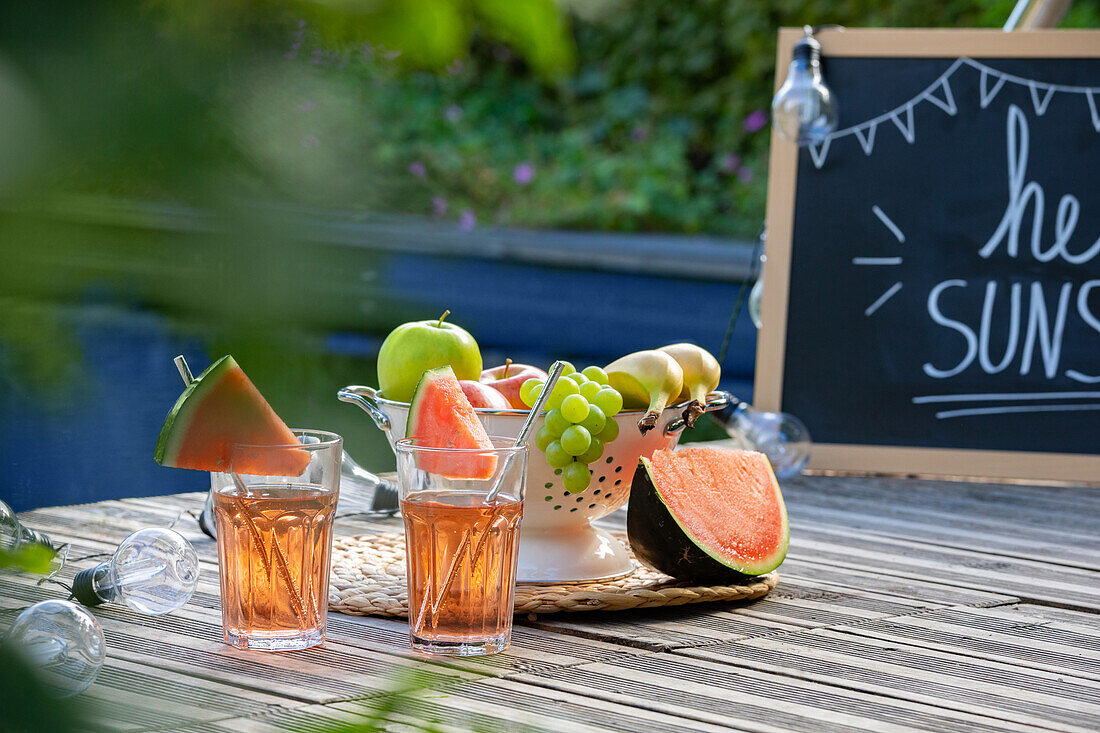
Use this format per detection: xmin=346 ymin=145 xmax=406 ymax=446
xmin=979 ymin=104 xmax=1100 ymax=265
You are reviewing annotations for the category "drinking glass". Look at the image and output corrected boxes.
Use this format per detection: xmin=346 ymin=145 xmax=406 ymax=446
xmin=210 ymin=429 xmax=341 ymax=651
xmin=395 ymin=437 xmax=526 ymax=657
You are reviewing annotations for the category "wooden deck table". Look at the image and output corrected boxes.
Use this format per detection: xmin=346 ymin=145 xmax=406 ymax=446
xmin=3 ymin=471 xmax=1098 ymax=732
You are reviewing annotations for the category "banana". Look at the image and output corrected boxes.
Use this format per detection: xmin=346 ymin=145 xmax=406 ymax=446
xmin=658 ymin=343 xmax=721 ymax=428
xmin=604 ymin=350 xmax=684 ymax=435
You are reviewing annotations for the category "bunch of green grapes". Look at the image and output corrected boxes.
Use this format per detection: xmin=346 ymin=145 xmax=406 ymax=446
xmin=520 ymin=362 xmax=625 ymax=493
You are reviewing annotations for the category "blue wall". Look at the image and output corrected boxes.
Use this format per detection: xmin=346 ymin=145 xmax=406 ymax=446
xmin=2 ymin=254 xmax=756 ymax=512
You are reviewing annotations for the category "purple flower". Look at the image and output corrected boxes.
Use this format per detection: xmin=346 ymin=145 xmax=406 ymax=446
xmin=285 ymin=22 xmax=306 ymax=57
xmin=718 ymin=153 xmax=741 ymax=174
xmin=296 ymin=100 xmax=316 ymax=113
xmin=408 ymin=161 xmax=426 ymax=178
xmin=737 ymin=166 xmax=754 ymax=183
xmin=301 ymin=134 xmax=320 ymax=149
xmin=630 ymin=125 xmax=648 ymax=143
xmin=446 ymin=59 xmax=464 ymax=75
xmin=742 ymin=110 xmax=768 ymax=133
xmin=431 ymin=196 xmax=448 ymax=217
xmin=445 ymin=105 xmax=463 ymax=123
xmin=513 ymin=163 xmax=535 ymax=185
xmin=459 ymin=209 xmax=476 ymax=231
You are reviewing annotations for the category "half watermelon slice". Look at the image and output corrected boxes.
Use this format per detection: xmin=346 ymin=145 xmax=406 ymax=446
xmin=627 ymin=448 xmax=789 ymax=582
xmin=407 ymin=366 xmax=497 ymax=479
xmin=154 ymin=356 xmax=310 ymax=476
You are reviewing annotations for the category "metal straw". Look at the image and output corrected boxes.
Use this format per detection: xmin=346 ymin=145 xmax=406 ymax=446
xmin=173 ymin=356 xmax=195 ymax=386
xmin=484 ymin=360 xmax=565 ymax=503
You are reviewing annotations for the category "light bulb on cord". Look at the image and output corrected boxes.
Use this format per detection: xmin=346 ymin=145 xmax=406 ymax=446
xmin=748 ymin=275 xmax=764 ymax=328
xmin=748 ymin=227 xmax=767 ymax=329
xmin=771 ymin=26 xmax=838 ymax=146
xmin=1 ymin=499 xmax=55 ymax=553
xmin=713 ymin=399 xmax=812 ymax=478
xmin=3 ymin=600 xmax=105 ymax=697
xmin=72 ymin=528 xmax=199 ymax=615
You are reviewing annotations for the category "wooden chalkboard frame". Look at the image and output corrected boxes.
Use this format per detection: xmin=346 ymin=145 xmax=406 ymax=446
xmin=756 ymin=28 xmax=1100 ymax=483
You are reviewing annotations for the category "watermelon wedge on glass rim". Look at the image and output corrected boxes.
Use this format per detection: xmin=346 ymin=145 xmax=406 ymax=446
xmin=154 ymin=355 xmax=310 ymax=476
xmin=405 ymin=365 xmax=498 ymax=480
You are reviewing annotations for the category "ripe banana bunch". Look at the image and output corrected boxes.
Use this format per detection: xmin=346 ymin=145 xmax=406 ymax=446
xmin=604 ymin=350 xmax=684 ymax=435
xmin=658 ymin=343 xmax=721 ymax=428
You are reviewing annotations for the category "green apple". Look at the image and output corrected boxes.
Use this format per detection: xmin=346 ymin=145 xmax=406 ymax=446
xmin=376 ymin=311 xmax=482 ymax=402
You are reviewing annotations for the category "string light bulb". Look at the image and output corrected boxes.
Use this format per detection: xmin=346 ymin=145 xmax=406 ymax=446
xmin=748 ymin=227 xmax=767 ymax=329
xmin=771 ymin=26 xmax=838 ymax=146
xmin=3 ymin=600 xmax=105 ymax=697
xmin=714 ymin=399 xmax=812 ymax=478
xmin=748 ymin=275 xmax=764 ymax=328
xmin=1 ymin=499 xmax=54 ymax=554
xmin=72 ymin=528 xmax=199 ymax=615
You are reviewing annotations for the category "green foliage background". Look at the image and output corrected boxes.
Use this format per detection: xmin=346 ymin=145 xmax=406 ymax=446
xmin=319 ymin=0 xmax=1100 ymax=238
xmin=4 ymin=1 xmax=1097 ymax=242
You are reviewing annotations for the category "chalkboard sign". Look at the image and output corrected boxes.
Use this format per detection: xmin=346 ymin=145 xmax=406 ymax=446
xmin=756 ymin=29 xmax=1100 ymax=482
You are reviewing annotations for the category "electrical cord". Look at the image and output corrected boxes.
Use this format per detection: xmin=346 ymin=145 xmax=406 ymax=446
xmin=718 ymin=224 xmax=765 ymax=365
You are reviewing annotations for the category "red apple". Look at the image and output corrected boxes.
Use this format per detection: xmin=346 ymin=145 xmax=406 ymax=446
xmin=480 ymin=359 xmax=548 ymax=409
xmin=459 ymin=379 xmax=512 ymax=409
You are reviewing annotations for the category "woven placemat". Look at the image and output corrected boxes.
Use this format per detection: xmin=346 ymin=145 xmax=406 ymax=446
xmin=329 ymin=531 xmax=777 ymax=617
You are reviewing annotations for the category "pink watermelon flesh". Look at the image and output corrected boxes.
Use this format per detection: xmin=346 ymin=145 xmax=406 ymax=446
xmin=154 ymin=356 xmax=311 ymax=476
xmin=407 ymin=366 xmax=497 ymax=479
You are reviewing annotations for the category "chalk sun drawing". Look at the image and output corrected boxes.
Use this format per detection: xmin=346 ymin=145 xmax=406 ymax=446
xmin=855 ymin=205 xmax=906 ymax=317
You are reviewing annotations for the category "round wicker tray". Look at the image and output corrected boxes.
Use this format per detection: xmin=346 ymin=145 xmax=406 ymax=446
xmin=329 ymin=531 xmax=778 ymax=617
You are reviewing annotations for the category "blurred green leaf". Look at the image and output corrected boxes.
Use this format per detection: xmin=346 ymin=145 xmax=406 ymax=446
xmin=295 ymin=0 xmax=472 ymax=69
xmin=287 ymin=666 xmax=522 ymax=732
xmin=0 ymin=638 xmax=88 ymax=731
xmin=473 ymin=0 xmax=575 ymax=79
xmin=0 ymin=543 xmax=56 ymax=574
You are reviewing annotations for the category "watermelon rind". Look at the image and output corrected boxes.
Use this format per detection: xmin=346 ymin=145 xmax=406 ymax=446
xmin=407 ymin=365 xmax=446 ymax=434
xmin=627 ymin=453 xmax=789 ymax=581
xmin=154 ymin=355 xmax=234 ymax=466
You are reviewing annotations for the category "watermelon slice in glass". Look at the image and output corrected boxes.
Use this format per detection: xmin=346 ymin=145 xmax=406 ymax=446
xmin=154 ymin=355 xmax=310 ymax=476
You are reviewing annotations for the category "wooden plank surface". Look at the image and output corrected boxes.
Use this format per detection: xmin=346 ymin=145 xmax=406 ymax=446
xmin=507 ymin=651 xmax=1044 ymax=733
xmin=834 ymin=603 xmax=1100 ymax=681
xmin=680 ymin=622 xmax=1100 ymax=732
xmin=3 ymin=471 xmax=1098 ymax=732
